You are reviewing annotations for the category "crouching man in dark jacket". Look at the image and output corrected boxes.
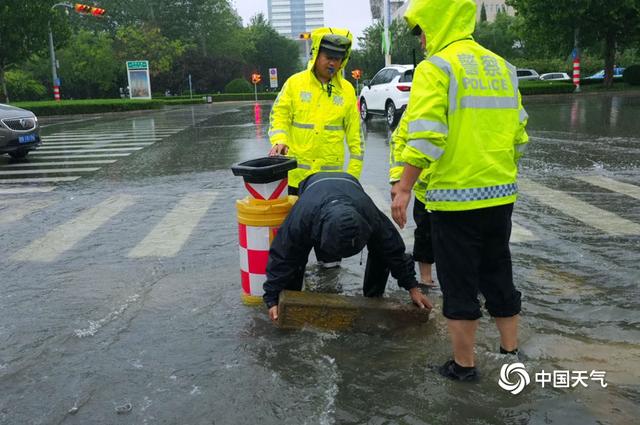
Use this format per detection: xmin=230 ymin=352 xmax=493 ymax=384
xmin=264 ymin=172 xmax=433 ymax=322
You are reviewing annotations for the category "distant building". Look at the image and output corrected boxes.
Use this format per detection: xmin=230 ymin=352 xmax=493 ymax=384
xmin=268 ymin=0 xmax=324 ymax=39
xmin=476 ymin=1 xmax=515 ymax=22
xmin=371 ymin=0 xmax=406 ymax=21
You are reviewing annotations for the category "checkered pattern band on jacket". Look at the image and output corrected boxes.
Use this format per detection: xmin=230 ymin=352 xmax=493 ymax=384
xmin=426 ymin=183 xmax=518 ymax=202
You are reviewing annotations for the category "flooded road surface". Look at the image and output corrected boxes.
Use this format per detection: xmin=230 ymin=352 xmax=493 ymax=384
xmin=0 ymin=95 xmax=638 ymax=424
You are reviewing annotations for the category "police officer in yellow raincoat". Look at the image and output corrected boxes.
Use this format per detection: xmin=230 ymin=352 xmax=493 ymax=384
xmin=268 ymin=28 xmax=363 ymax=196
xmin=390 ymin=0 xmax=529 ymax=381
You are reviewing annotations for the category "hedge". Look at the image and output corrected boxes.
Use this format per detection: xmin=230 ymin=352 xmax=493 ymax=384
xmin=12 ymin=93 xmax=280 ymax=116
xmin=519 ymin=81 xmax=576 ymax=95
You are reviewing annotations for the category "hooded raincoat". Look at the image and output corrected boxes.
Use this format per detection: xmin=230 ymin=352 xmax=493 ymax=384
xmin=268 ymin=28 xmax=363 ymax=189
xmin=402 ymin=0 xmax=529 ymax=211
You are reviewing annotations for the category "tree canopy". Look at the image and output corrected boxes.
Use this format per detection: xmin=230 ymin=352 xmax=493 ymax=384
xmin=508 ymin=0 xmax=640 ymax=86
xmin=2 ymin=0 xmax=302 ymax=101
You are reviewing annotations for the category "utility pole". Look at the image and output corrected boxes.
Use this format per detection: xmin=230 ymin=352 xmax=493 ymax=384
xmin=383 ymin=0 xmax=391 ymax=66
xmin=48 ymin=3 xmax=106 ymax=101
xmin=188 ymin=74 xmax=193 ymax=99
xmin=48 ymin=3 xmax=73 ymax=101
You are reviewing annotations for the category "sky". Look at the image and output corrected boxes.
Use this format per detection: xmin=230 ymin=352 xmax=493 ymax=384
xmin=231 ymin=0 xmax=374 ymax=48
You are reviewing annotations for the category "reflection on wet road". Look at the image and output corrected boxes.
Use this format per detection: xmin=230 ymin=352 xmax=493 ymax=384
xmin=0 ymin=96 xmax=638 ymax=424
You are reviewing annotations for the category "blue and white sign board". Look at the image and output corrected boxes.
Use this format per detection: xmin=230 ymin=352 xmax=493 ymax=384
xmin=126 ymin=60 xmax=152 ymax=99
xmin=269 ymin=68 xmax=278 ymax=89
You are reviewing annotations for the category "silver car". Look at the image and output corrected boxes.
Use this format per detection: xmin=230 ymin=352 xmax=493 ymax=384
xmin=0 ymin=103 xmax=41 ymax=159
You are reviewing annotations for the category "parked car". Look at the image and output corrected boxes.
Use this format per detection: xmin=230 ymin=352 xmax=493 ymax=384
xmin=0 ymin=103 xmax=41 ymax=159
xmin=359 ymin=64 xmax=414 ymax=127
xmin=586 ymin=68 xmax=625 ymax=80
xmin=539 ymin=72 xmax=571 ymax=81
xmin=516 ymin=69 xmax=540 ymax=81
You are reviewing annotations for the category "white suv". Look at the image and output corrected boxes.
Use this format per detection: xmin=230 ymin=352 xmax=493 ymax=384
xmin=359 ymin=65 xmax=413 ymax=127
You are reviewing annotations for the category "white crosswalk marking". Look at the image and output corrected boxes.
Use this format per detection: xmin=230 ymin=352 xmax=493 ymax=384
xmin=362 ymin=184 xmax=414 ymax=245
xmin=42 ymin=134 xmax=164 ymax=139
xmin=38 ymin=143 xmax=154 ymax=149
xmin=0 ymin=199 xmax=56 ymax=224
xmin=511 ymin=222 xmax=539 ymax=243
xmin=33 ymin=154 xmax=132 ymax=159
xmin=519 ymin=178 xmax=640 ymax=236
xmin=0 ymin=168 xmax=101 ymax=176
xmin=42 ymin=139 xmax=159 ymax=145
xmin=0 ymin=177 xmax=80 ymax=183
xmin=2 ymin=160 xmax=117 ymax=167
xmin=11 ymin=195 xmax=136 ymax=262
xmin=128 ymin=192 xmax=218 ymax=258
xmin=0 ymin=187 xmax=56 ymax=194
xmin=31 ymin=147 xmax=143 ymax=154
xmin=575 ymin=175 xmax=640 ymax=200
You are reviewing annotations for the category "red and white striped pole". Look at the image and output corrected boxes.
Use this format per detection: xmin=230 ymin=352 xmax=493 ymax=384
xmin=573 ymin=56 xmax=581 ymax=93
xmin=53 ymin=84 xmax=61 ymax=101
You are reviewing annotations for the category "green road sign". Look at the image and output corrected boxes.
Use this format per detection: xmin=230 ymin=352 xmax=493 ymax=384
xmin=126 ymin=61 xmax=149 ymax=70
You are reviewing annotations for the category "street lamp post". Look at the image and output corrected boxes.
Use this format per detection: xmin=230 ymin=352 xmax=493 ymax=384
xmin=48 ymin=3 xmax=73 ymax=101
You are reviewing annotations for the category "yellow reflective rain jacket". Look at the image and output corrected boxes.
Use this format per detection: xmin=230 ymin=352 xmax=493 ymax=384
xmin=402 ymin=0 xmax=529 ymax=211
xmin=268 ymin=28 xmax=363 ymax=189
xmin=389 ymin=112 xmax=431 ymax=205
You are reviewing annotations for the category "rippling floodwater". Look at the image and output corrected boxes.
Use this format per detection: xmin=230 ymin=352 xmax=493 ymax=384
xmin=0 ymin=95 xmax=638 ymax=424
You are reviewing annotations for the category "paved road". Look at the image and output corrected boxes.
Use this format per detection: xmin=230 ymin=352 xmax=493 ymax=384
xmin=0 ymin=97 xmax=638 ymax=424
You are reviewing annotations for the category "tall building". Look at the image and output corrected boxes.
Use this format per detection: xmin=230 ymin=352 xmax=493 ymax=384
xmin=268 ymin=0 xmax=324 ymax=39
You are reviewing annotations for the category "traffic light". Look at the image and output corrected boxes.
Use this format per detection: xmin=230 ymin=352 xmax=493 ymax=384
xmin=74 ymin=3 xmax=106 ymax=17
xmin=299 ymin=32 xmax=311 ymax=40
xmin=351 ymin=69 xmax=362 ymax=80
xmin=251 ymin=73 xmax=262 ymax=84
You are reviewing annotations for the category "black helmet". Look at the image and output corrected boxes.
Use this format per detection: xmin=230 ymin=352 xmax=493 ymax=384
xmin=318 ymin=200 xmax=371 ymax=258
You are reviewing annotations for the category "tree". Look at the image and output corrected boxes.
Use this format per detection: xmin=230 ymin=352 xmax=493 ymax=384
xmin=0 ymin=0 xmax=64 ymax=102
xmin=480 ymin=2 xmax=488 ymax=23
xmin=474 ymin=13 xmax=523 ymax=59
xmin=244 ymin=14 xmax=301 ymax=86
xmin=114 ymin=25 xmax=188 ymax=77
xmin=508 ymin=0 xmax=640 ymax=87
xmin=56 ymin=30 xmax=121 ymax=98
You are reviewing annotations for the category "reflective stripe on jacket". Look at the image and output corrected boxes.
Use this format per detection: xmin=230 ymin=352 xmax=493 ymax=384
xmin=402 ymin=0 xmax=529 ymax=211
xmin=389 ymin=112 xmax=431 ymax=205
xmin=269 ymin=27 xmax=363 ymax=188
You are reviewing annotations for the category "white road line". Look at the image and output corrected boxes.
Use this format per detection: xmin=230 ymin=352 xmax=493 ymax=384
xmin=0 ymin=187 xmax=56 ymax=195
xmin=31 ymin=148 xmax=143 ymax=154
xmin=1 ymin=160 xmax=117 ymax=167
xmin=0 ymin=200 xmax=56 ymax=224
xmin=38 ymin=143 xmax=154 ymax=149
xmin=34 ymin=154 xmax=132 ymax=159
xmin=42 ymin=139 xmax=160 ymax=144
xmin=575 ymin=175 xmax=640 ymax=201
xmin=511 ymin=222 xmax=539 ymax=243
xmin=519 ymin=178 xmax=640 ymax=236
xmin=51 ymin=129 xmax=182 ymax=136
xmin=12 ymin=195 xmax=136 ymax=262
xmin=44 ymin=131 xmax=179 ymax=138
xmin=128 ymin=192 xmax=218 ymax=258
xmin=0 ymin=177 xmax=80 ymax=183
xmin=0 ymin=168 xmax=100 ymax=176
xmin=363 ymin=184 xmax=414 ymax=245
